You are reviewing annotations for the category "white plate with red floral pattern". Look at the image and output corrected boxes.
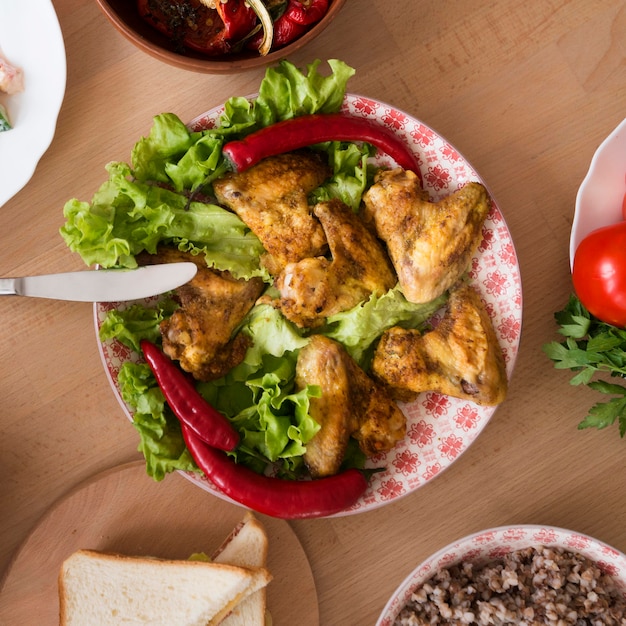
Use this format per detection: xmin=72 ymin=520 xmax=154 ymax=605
xmin=376 ymin=524 xmax=626 ymax=625
xmin=95 ymin=94 xmax=523 ymax=517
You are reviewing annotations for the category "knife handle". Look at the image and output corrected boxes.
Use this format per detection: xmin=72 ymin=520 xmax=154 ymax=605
xmin=0 ymin=279 xmax=17 ymax=296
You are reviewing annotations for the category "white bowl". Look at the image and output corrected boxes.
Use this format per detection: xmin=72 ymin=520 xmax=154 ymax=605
xmin=377 ymin=524 xmax=626 ymax=625
xmin=570 ymin=117 xmax=626 ymax=269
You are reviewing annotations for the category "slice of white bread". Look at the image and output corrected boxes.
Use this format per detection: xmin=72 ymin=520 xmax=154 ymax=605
xmin=212 ymin=512 xmax=269 ymax=626
xmin=58 ymin=548 xmax=271 ymax=626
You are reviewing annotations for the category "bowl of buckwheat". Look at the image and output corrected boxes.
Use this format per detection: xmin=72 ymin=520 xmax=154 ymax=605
xmin=377 ymin=525 xmax=626 ymax=626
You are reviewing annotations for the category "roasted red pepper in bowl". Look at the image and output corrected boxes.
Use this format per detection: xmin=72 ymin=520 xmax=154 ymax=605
xmin=137 ymin=0 xmax=330 ymax=57
xmin=137 ymin=0 xmax=271 ymax=55
xmin=137 ymin=0 xmax=230 ymax=55
xmin=248 ymin=0 xmax=330 ymax=49
xmin=215 ymin=0 xmax=258 ymax=41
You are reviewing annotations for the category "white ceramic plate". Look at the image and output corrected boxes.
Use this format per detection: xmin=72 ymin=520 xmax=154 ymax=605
xmin=0 ymin=0 xmax=66 ymax=208
xmin=570 ymin=117 xmax=626 ymax=268
xmin=95 ymin=94 xmax=523 ymax=517
xmin=377 ymin=524 xmax=626 ymax=625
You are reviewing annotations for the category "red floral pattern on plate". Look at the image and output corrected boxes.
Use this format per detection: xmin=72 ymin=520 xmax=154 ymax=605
xmin=376 ymin=525 xmax=626 ymax=626
xmin=95 ymin=94 xmax=523 ymax=517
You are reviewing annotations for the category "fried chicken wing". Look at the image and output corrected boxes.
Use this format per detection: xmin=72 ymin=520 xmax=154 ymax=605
xmin=213 ymin=151 xmax=331 ymax=275
xmin=296 ymin=335 xmax=405 ymax=478
xmin=137 ymin=247 xmax=265 ymax=381
xmin=371 ymin=283 xmax=507 ymax=406
xmin=276 ymin=199 xmax=397 ymax=328
xmin=362 ymin=169 xmax=490 ymax=304
xmin=296 ymin=336 xmax=357 ymax=478
xmin=353 ymin=380 xmax=407 ymax=457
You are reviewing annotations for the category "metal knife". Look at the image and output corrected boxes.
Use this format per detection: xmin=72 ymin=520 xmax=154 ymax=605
xmin=0 ymin=262 xmax=198 ymax=302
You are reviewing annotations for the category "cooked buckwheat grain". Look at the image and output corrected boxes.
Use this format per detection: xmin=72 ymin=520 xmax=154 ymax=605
xmin=394 ymin=546 xmax=626 ymax=625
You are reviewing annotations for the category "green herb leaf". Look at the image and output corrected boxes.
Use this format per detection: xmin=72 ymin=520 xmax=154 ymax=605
xmin=588 ymin=379 xmax=626 ymax=396
xmin=578 ymin=395 xmax=626 ymax=434
xmin=544 ymin=293 xmax=626 ymax=437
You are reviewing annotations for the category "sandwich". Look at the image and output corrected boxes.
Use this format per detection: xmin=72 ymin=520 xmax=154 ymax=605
xmin=58 ymin=527 xmax=272 ymax=626
xmin=212 ymin=512 xmax=270 ymax=625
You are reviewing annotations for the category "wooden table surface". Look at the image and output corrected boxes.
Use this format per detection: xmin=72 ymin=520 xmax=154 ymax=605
xmin=2 ymin=0 xmax=626 ymax=624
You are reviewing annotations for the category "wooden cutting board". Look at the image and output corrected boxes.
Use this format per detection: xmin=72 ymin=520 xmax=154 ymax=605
xmin=0 ymin=461 xmax=319 ymax=625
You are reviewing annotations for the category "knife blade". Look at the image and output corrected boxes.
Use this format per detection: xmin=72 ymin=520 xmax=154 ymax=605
xmin=0 ymin=263 xmax=197 ymax=302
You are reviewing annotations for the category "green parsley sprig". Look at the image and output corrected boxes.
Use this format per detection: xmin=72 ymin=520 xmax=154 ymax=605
xmin=543 ymin=294 xmax=626 ymax=436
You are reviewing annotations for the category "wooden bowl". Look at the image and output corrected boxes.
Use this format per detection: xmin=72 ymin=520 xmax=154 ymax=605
xmin=95 ymin=0 xmax=347 ymax=74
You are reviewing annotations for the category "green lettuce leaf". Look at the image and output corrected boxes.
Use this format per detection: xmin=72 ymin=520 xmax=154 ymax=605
xmin=118 ymin=362 xmax=195 ymax=481
xmin=216 ymin=59 xmax=356 ymax=133
xmin=250 ymin=58 xmax=356 ymax=128
xmin=98 ymin=299 xmax=178 ymax=352
xmin=224 ymin=353 xmax=321 ymax=475
xmin=240 ymin=303 xmax=309 ymax=368
xmin=128 ymin=59 xmax=355 ymax=195
xmin=131 ymin=112 xmax=230 ymax=192
xmin=131 ymin=113 xmax=202 ymax=186
xmin=60 ymin=162 xmax=268 ymax=279
xmin=311 ymin=141 xmax=375 ymax=211
xmin=321 ymin=286 xmax=449 ymax=367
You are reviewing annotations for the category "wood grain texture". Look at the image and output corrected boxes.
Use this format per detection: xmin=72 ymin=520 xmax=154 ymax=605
xmin=0 ymin=462 xmax=318 ymax=625
xmin=1 ymin=0 xmax=626 ymax=623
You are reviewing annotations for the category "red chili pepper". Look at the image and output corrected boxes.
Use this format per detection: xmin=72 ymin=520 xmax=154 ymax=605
xmin=140 ymin=340 xmax=239 ymax=452
xmin=222 ymin=113 xmax=422 ymax=177
xmin=182 ymin=425 xmax=368 ymax=519
xmin=215 ymin=0 xmax=257 ymax=41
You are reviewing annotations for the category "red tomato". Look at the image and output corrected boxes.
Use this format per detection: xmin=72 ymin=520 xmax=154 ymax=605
xmin=572 ymin=221 xmax=626 ymax=327
xmin=622 ymin=191 xmax=626 ymax=220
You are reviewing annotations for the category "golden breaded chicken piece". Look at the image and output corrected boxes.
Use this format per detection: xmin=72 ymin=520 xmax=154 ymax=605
xmin=371 ymin=284 xmax=508 ymax=406
xmin=362 ymin=169 xmax=490 ymax=304
xmin=353 ymin=379 xmax=407 ymax=457
xmin=296 ymin=335 xmax=357 ymax=478
xmin=276 ymin=199 xmax=397 ymax=328
xmin=137 ymin=247 xmax=265 ymax=381
xmin=213 ymin=151 xmax=331 ymax=275
xmin=296 ymin=335 xmax=406 ymax=478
